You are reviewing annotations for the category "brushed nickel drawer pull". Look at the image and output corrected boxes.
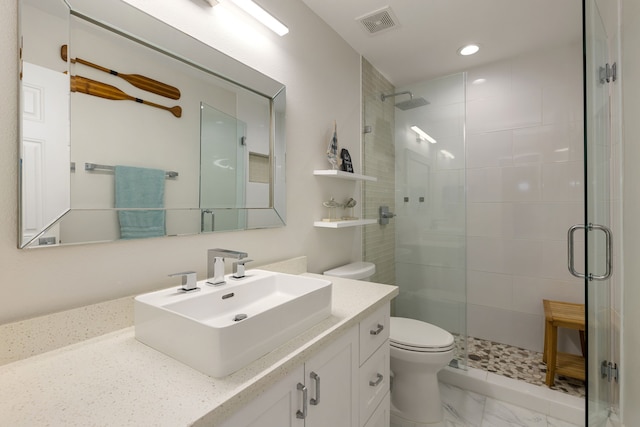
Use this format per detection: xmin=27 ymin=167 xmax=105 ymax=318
xmin=370 ymin=324 xmax=384 ymax=335
xmin=369 ymin=373 xmax=384 ymax=387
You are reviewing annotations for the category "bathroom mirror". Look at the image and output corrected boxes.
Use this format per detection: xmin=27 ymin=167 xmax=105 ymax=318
xmin=19 ymin=0 xmax=286 ymax=248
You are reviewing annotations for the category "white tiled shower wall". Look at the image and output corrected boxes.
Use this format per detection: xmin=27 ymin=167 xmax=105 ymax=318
xmin=372 ymin=41 xmax=585 ymax=354
xmin=465 ymin=41 xmax=585 ymax=353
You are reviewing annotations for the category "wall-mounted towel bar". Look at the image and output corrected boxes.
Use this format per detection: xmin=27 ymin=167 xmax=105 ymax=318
xmin=84 ymin=162 xmax=178 ymax=178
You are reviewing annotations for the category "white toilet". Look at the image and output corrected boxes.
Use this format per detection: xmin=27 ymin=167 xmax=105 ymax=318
xmin=324 ymin=262 xmax=454 ymax=425
xmin=323 ymin=261 xmax=376 ymax=281
xmin=390 ymin=317 xmax=455 ymax=425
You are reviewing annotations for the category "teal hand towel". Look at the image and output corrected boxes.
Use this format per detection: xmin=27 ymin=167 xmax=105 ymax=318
xmin=115 ymin=165 xmax=166 ymax=239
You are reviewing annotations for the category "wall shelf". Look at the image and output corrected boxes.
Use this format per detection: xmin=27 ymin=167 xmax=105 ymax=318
xmin=314 ymin=219 xmax=378 ymax=228
xmin=313 ymin=169 xmax=377 ymax=182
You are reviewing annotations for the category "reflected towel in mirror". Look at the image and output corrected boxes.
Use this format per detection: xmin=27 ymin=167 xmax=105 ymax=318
xmin=115 ymin=165 xmax=166 ymax=239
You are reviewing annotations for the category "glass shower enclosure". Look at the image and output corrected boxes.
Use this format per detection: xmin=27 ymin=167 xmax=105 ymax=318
xmin=362 ymin=62 xmax=468 ymax=365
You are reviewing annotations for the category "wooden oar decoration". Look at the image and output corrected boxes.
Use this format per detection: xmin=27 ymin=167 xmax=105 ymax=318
xmin=71 ymin=75 xmax=182 ymax=118
xmin=62 ymin=45 xmax=181 ymax=100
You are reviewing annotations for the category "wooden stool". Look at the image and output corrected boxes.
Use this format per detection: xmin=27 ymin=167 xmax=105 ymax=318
xmin=543 ymin=299 xmax=585 ymax=387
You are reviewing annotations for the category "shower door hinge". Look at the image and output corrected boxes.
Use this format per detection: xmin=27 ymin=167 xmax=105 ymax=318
xmin=601 ymin=360 xmax=619 ymax=383
xmin=599 ymin=62 xmax=617 ymax=84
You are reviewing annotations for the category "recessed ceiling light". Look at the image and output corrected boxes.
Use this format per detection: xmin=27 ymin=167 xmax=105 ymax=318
xmin=472 ymin=78 xmax=486 ymax=85
xmin=458 ymin=44 xmax=480 ymax=56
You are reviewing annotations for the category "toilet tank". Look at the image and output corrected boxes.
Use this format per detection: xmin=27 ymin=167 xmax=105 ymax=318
xmin=323 ymin=262 xmax=376 ymax=281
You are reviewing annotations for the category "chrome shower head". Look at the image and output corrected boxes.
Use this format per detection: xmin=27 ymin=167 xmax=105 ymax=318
xmin=394 ymin=97 xmax=429 ymax=110
xmin=381 ymin=91 xmax=429 ymax=110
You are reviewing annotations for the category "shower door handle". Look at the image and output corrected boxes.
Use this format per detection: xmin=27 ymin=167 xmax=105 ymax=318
xmin=589 ymin=224 xmax=613 ymax=281
xmin=567 ymin=224 xmax=586 ymax=279
xmin=568 ymin=223 xmax=612 ymax=281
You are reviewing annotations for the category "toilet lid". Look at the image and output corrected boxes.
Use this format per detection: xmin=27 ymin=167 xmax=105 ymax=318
xmin=390 ymin=317 xmax=455 ymax=351
xmin=323 ymin=262 xmax=375 ymax=280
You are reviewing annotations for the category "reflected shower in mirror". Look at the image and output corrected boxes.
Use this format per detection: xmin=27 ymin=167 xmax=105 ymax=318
xmin=19 ymin=0 xmax=286 ymax=248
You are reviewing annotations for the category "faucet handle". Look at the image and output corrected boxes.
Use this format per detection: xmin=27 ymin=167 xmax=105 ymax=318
xmin=232 ymin=259 xmax=253 ymax=279
xmin=169 ymin=271 xmax=199 ymax=293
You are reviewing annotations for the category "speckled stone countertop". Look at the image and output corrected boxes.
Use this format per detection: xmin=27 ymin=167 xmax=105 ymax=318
xmin=0 ymin=274 xmax=398 ymax=426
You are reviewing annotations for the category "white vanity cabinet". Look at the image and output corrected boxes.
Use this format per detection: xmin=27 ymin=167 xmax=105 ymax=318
xmin=305 ymin=326 xmax=359 ymax=427
xmin=358 ymin=304 xmax=391 ymax=427
xmin=217 ymin=366 xmax=305 ymax=427
xmin=219 ymin=326 xmax=358 ymax=427
xmin=219 ymin=303 xmax=391 ymax=427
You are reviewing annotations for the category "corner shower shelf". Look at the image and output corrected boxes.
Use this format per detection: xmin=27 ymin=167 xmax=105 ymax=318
xmin=314 ymin=219 xmax=378 ymax=228
xmin=313 ymin=169 xmax=377 ymax=182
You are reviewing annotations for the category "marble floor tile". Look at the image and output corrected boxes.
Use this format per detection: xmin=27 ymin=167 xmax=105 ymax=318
xmin=481 ymin=397 xmax=547 ymax=427
xmin=440 ymin=382 xmax=486 ymax=427
xmin=391 ymin=382 xmax=583 ymax=427
xmin=546 ymin=417 xmax=584 ymax=427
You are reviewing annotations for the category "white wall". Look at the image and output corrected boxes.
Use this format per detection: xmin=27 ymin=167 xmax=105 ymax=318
xmin=465 ymin=42 xmax=585 ymax=353
xmin=0 ymin=0 xmax=363 ymax=324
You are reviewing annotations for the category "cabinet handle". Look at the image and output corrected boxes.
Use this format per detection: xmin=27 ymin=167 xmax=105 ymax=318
xmin=370 ymin=324 xmax=384 ymax=335
xmin=369 ymin=373 xmax=384 ymax=387
xmin=296 ymin=383 xmax=307 ymax=419
xmin=310 ymin=371 xmax=320 ymax=405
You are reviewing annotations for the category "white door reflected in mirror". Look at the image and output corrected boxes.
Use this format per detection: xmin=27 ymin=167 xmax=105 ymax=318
xmin=21 ymin=62 xmax=70 ymax=247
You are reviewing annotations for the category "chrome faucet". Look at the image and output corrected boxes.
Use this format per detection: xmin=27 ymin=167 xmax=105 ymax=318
xmin=207 ymin=248 xmax=248 ymax=286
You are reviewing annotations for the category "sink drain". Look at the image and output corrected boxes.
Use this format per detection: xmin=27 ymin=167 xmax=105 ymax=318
xmin=233 ymin=313 xmax=248 ymax=322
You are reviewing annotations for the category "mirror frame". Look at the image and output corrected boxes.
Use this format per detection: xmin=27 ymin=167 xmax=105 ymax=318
xmin=19 ymin=0 xmax=286 ymax=248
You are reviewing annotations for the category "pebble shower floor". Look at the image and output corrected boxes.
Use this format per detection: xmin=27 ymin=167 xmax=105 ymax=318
xmin=454 ymin=335 xmax=586 ymax=399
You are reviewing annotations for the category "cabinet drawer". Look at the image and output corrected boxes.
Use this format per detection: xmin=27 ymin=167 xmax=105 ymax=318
xmin=359 ymin=303 xmax=390 ymax=364
xmin=359 ymin=340 xmax=389 ymax=426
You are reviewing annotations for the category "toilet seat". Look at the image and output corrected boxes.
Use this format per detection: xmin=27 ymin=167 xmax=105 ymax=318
xmin=390 ymin=317 xmax=455 ymax=353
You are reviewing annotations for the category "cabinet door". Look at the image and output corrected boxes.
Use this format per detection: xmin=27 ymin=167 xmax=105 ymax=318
xmin=219 ymin=366 xmax=305 ymax=427
xmin=363 ymin=392 xmax=390 ymax=427
xmin=305 ymin=326 xmax=359 ymax=427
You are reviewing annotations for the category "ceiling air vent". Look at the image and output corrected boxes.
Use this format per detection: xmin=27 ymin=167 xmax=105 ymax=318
xmin=357 ymin=6 xmax=399 ymax=35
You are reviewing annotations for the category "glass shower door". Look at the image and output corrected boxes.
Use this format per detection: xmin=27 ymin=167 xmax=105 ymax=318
xmin=584 ymin=0 xmax=614 ymax=424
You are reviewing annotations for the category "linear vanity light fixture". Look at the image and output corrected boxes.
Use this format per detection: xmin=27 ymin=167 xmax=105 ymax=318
xmin=229 ymin=0 xmax=289 ymax=36
xmin=410 ymin=125 xmax=437 ymax=144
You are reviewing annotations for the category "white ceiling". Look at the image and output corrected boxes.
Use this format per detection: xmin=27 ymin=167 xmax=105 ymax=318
xmin=300 ymin=0 xmax=582 ymax=86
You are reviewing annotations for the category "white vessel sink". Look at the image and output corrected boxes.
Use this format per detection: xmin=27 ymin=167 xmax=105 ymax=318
xmin=134 ymin=269 xmax=332 ymax=377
